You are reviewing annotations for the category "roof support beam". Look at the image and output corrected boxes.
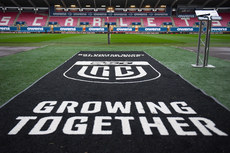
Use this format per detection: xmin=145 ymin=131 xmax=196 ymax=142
xmin=188 ymin=0 xmax=194 ymax=5
xmin=28 ymin=0 xmax=36 ymax=7
xmin=154 ymin=0 xmax=161 ymax=9
xmin=43 ymin=0 xmax=50 ymax=7
xmin=217 ymin=0 xmax=228 ymax=7
xmin=77 ymin=0 xmax=82 ymax=8
xmin=171 ymin=0 xmax=178 ymax=8
xmin=11 ymin=0 xmax=20 ymax=7
xmin=61 ymin=0 xmax=67 ymax=8
xmin=125 ymin=0 xmax=128 ymax=9
xmin=139 ymin=0 xmax=145 ymax=8
xmin=93 ymin=0 xmax=96 ymax=8
xmin=202 ymin=0 xmax=212 ymax=7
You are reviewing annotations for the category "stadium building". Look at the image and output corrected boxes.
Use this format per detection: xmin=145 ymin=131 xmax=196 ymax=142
xmin=0 ymin=0 xmax=230 ymax=33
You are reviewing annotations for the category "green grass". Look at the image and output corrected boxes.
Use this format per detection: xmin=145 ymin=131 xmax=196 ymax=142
xmin=0 ymin=33 xmax=230 ymax=109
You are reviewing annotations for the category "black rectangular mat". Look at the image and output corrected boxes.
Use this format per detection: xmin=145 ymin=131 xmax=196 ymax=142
xmin=0 ymin=51 xmax=230 ymax=153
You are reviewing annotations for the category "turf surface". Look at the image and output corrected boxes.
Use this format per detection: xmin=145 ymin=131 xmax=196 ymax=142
xmin=0 ymin=34 xmax=230 ymax=109
xmin=1 ymin=51 xmax=229 ymax=153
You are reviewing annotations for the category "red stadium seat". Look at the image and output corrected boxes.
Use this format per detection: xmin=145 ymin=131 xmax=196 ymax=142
xmin=17 ymin=12 xmax=48 ymax=26
xmin=142 ymin=17 xmax=172 ymax=27
xmin=105 ymin=17 xmax=117 ymax=25
xmin=217 ymin=13 xmax=230 ymax=27
xmin=79 ymin=17 xmax=106 ymax=27
xmin=173 ymin=13 xmax=230 ymax=27
xmin=50 ymin=17 xmax=108 ymax=27
xmin=173 ymin=17 xmax=198 ymax=27
xmin=2 ymin=11 xmax=229 ymax=29
xmin=118 ymin=17 xmax=141 ymax=27
xmin=0 ymin=12 xmax=18 ymax=26
xmin=49 ymin=17 xmax=79 ymax=27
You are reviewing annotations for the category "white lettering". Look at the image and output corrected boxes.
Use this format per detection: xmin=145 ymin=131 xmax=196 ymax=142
xmin=27 ymin=27 xmax=43 ymax=31
xmin=92 ymin=116 xmax=112 ymax=135
xmin=189 ymin=117 xmax=228 ymax=136
xmin=120 ymin=18 xmax=127 ymax=26
xmin=56 ymin=101 xmax=78 ymax=113
xmin=135 ymin=102 xmax=145 ymax=114
xmin=93 ymin=18 xmax=101 ymax=26
xmin=60 ymin=27 xmax=76 ymax=31
xmin=8 ymin=100 xmax=228 ymax=137
xmin=91 ymin=66 xmax=109 ymax=76
xmin=0 ymin=17 xmax=11 ymax=26
xmin=8 ymin=116 xmax=37 ymax=135
xmin=171 ymin=101 xmax=196 ymax=114
xmin=181 ymin=18 xmax=190 ymax=26
xmin=147 ymin=18 xmax=156 ymax=26
xmin=32 ymin=17 xmax=43 ymax=26
xmin=65 ymin=17 xmax=74 ymax=26
xmin=63 ymin=116 xmax=88 ymax=135
xmin=80 ymin=101 xmax=102 ymax=113
xmin=115 ymin=116 xmax=134 ymax=135
xmin=116 ymin=28 xmax=133 ymax=31
xmin=177 ymin=28 xmax=193 ymax=31
xmin=145 ymin=28 xmax=161 ymax=31
xmin=0 ymin=27 xmax=10 ymax=30
xmin=29 ymin=116 xmax=62 ymax=135
xmin=139 ymin=117 xmax=169 ymax=135
xmin=168 ymin=117 xmax=197 ymax=136
xmin=212 ymin=28 xmax=227 ymax=31
xmin=106 ymin=101 xmax=131 ymax=114
xmin=33 ymin=101 xmax=57 ymax=113
xmin=147 ymin=102 xmax=172 ymax=114
xmin=115 ymin=66 xmax=134 ymax=77
xmin=212 ymin=21 xmax=221 ymax=27
xmin=88 ymin=27 xmax=105 ymax=31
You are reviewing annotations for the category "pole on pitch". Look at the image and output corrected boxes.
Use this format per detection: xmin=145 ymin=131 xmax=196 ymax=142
xmin=192 ymin=10 xmax=221 ymax=68
xmin=196 ymin=20 xmax=203 ymax=66
xmin=203 ymin=19 xmax=212 ymax=67
xmin=107 ymin=23 xmax=110 ymax=44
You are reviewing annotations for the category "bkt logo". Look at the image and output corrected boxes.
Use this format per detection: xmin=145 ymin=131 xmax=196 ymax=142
xmin=63 ymin=61 xmax=161 ymax=83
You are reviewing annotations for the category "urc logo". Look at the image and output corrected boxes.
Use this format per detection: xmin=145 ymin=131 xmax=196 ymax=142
xmin=63 ymin=61 xmax=161 ymax=83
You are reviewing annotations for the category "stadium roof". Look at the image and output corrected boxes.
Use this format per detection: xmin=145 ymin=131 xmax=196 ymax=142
xmin=0 ymin=0 xmax=229 ymax=8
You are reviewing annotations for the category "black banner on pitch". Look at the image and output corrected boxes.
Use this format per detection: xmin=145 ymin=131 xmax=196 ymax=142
xmin=0 ymin=51 xmax=229 ymax=153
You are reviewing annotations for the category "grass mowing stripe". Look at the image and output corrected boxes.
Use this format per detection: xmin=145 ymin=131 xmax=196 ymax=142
xmin=0 ymin=45 xmax=79 ymax=104
xmin=0 ymin=34 xmax=229 ymax=109
xmin=111 ymin=34 xmax=183 ymax=44
xmin=146 ymin=46 xmax=230 ymax=109
xmin=0 ymin=33 xmax=81 ymax=43
xmin=1 ymin=34 xmax=230 ymax=46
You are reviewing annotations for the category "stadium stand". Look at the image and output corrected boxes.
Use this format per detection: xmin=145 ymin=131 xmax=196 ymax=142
xmin=0 ymin=11 xmax=230 ymax=33
xmin=218 ymin=13 xmax=230 ymax=27
xmin=173 ymin=17 xmax=198 ymax=27
xmin=173 ymin=13 xmax=230 ymax=27
xmin=0 ymin=12 xmax=18 ymax=26
xmin=79 ymin=17 xmax=105 ymax=27
xmin=1 ymin=11 xmax=230 ymax=28
xmin=118 ymin=17 xmax=141 ymax=27
xmin=17 ymin=12 xmax=48 ymax=26
xmin=142 ymin=17 xmax=172 ymax=27
xmin=49 ymin=17 xmax=79 ymax=27
xmin=105 ymin=17 xmax=117 ymax=26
